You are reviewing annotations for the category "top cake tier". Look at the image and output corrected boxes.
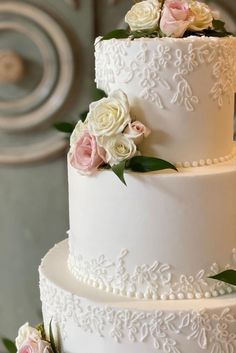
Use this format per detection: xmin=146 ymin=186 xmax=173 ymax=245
xmin=95 ymin=36 xmax=236 ymax=167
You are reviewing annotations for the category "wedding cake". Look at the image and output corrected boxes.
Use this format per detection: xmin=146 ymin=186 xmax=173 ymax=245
xmin=38 ymin=1 xmax=236 ymax=353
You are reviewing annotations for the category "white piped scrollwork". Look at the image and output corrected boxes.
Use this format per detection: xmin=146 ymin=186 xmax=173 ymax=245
xmin=40 ymin=273 xmax=236 ymax=353
xmin=68 ymin=243 xmax=236 ymax=301
xmin=95 ymin=37 xmax=236 ymax=111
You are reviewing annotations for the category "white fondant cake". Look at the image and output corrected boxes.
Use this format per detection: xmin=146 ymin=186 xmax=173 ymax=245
xmin=67 ymin=154 xmax=236 ymax=301
xmin=95 ymin=37 xmax=236 ymax=167
xmin=40 ymin=241 xmax=236 ymax=353
xmin=39 ymin=25 xmax=236 ymax=353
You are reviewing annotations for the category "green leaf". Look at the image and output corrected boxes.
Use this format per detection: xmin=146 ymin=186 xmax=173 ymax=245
xmin=80 ymin=110 xmax=89 ymax=122
xmin=36 ymin=323 xmax=46 ymax=341
xmin=53 ymin=122 xmax=75 ymax=134
xmin=111 ymin=161 xmax=127 ymax=186
xmin=184 ymin=25 xmax=232 ymax=38
xmin=126 ymin=156 xmax=178 ymax=173
xmin=212 ymin=19 xmax=226 ymax=31
xmin=101 ymin=29 xmax=130 ymax=41
xmin=2 ymin=338 xmax=17 ymax=353
xmin=129 ymin=29 xmax=165 ymax=40
xmin=209 ymin=270 xmax=236 ymax=286
xmin=49 ymin=320 xmax=59 ymax=353
xmin=92 ymin=88 xmax=107 ymax=101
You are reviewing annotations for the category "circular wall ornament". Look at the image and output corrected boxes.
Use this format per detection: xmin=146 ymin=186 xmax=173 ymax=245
xmin=0 ymin=50 xmax=24 ymax=83
xmin=63 ymin=0 xmax=121 ymax=9
xmin=0 ymin=21 xmax=58 ymax=116
xmin=0 ymin=1 xmax=74 ymax=132
xmin=0 ymin=135 xmax=68 ymax=165
xmin=0 ymin=1 xmax=75 ymax=164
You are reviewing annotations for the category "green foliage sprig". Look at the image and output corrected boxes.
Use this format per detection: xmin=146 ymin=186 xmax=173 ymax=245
xmin=184 ymin=20 xmax=232 ymax=38
xmin=1 ymin=338 xmax=17 ymax=353
xmin=111 ymin=156 xmax=177 ymax=185
xmin=209 ymin=269 xmax=236 ymax=286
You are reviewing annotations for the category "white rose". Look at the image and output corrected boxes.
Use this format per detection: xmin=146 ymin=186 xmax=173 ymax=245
xmin=70 ymin=120 xmax=87 ymax=147
xmin=87 ymin=90 xmax=131 ymax=138
xmin=125 ymin=0 xmax=161 ymax=32
xmin=124 ymin=121 xmax=151 ymax=145
xmin=15 ymin=323 xmax=41 ymax=350
xmin=103 ymin=134 xmax=137 ymax=166
xmin=188 ymin=1 xmax=213 ymax=31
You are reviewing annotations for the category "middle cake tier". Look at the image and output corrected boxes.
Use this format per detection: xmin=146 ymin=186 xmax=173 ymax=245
xmin=68 ymin=150 xmax=236 ymax=301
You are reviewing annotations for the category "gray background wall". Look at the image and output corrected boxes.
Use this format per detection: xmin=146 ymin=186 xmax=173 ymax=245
xmin=0 ymin=0 xmax=235 ymax=345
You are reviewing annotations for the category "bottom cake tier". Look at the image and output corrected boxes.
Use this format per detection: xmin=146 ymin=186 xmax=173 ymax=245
xmin=39 ymin=240 xmax=236 ymax=353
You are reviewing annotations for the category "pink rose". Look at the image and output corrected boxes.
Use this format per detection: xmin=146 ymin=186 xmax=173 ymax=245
xmin=69 ymin=130 xmax=105 ymax=175
xmin=160 ymin=0 xmax=193 ymax=38
xmin=124 ymin=121 xmax=151 ymax=145
xmin=18 ymin=337 xmax=51 ymax=353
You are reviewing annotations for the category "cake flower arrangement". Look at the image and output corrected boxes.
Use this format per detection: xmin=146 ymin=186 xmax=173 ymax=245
xmin=101 ymin=0 xmax=231 ymax=40
xmin=66 ymin=89 xmax=177 ymax=184
xmin=1 ymin=322 xmax=59 ymax=353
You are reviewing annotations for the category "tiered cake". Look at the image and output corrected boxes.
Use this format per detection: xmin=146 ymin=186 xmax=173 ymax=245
xmin=39 ymin=18 xmax=236 ymax=353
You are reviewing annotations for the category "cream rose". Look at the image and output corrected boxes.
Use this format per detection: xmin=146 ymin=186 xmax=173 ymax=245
xmin=16 ymin=323 xmax=41 ymax=350
xmin=70 ymin=120 xmax=87 ymax=147
xmin=188 ymin=1 xmax=213 ymax=31
xmin=87 ymin=90 xmax=131 ymax=138
xmin=103 ymin=134 xmax=137 ymax=166
xmin=124 ymin=121 xmax=151 ymax=145
xmin=125 ymin=0 xmax=161 ymax=32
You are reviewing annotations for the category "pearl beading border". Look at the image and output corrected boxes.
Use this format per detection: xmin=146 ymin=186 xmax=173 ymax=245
xmin=67 ymin=248 xmax=236 ymax=302
xmin=176 ymin=147 xmax=236 ymax=168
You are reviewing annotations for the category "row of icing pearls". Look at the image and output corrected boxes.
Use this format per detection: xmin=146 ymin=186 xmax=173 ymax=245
xmin=67 ymin=248 xmax=236 ymax=302
xmin=176 ymin=147 xmax=236 ymax=168
xmin=70 ymin=266 xmax=235 ymax=301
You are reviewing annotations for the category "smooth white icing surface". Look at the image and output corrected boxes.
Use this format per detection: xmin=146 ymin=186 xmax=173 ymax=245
xmin=39 ymin=35 xmax=236 ymax=353
xmin=68 ymin=148 xmax=236 ymax=300
xmin=40 ymin=241 xmax=236 ymax=353
xmin=95 ymin=36 xmax=236 ymax=166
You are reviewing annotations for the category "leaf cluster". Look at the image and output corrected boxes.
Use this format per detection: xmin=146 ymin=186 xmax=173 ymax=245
xmin=111 ymin=156 xmax=177 ymax=185
xmin=100 ymin=20 xmax=233 ymax=42
xmin=184 ymin=20 xmax=232 ymax=38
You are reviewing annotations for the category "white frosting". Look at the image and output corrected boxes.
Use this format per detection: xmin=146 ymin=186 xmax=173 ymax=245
xmin=67 ymin=148 xmax=236 ymax=300
xmin=40 ymin=241 xmax=236 ymax=353
xmin=68 ymin=242 xmax=235 ymax=301
xmin=39 ymin=35 xmax=236 ymax=353
xmin=95 ymin=36 xmax=236 ymax=166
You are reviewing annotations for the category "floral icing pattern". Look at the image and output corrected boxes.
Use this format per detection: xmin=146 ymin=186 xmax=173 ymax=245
xmin=68 ymin=242 xmax=236 ymax=301
xmin=40 ymin=273 xmax=236 ymax=353
xmin=95 ymin=37 xmax=236 ymax=112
